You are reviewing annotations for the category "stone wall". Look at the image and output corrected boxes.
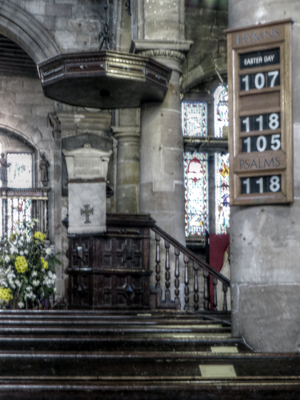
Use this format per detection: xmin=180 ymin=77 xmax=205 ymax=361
xmin=4 ymin=0 xmax=106 ymax=53
xmin=182 ymin=8 xmax=227 ymax=93
xmin=229 ymin=0 xmax=300 ymax=352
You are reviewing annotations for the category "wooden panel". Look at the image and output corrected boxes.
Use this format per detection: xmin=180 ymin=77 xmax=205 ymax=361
xmin=66 ymin=214 xmax=153 ymax=310
xmin=239 ymin=91 xmax=280 ymax=113
xmin=226 ymin=19 xmax=293 ymax=205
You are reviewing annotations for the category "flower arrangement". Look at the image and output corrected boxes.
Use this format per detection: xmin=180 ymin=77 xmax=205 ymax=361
xmin=0 ymin=220 xmax=60 ymax=309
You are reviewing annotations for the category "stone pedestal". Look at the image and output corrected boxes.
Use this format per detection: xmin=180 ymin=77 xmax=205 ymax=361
xmin=68 ymin=181 xmax=106 ymax=235
xmin=63 ymin=143 xmax=112 ymax=235
xmin=229 ymin=0 xmax=300 ymax=352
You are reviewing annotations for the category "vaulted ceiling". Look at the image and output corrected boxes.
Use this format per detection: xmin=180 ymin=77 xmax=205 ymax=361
xmin=0 ymin=34 xmax=38 ymax=79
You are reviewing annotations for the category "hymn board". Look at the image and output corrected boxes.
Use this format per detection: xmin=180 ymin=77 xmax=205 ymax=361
xmin=226 ymin=19 xmax=293 ymax=205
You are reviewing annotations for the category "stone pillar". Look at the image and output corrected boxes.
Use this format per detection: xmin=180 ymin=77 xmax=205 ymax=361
xmin=49 ymin=114 xmax=64 ymax=299
xmin=132 ymin=0 xmax=192 ymax=243
xmin=138 ymin=49 xmax=187 ymax=244
xmin=229 ymin=0 xmax=300 ymax=352
xmin=112 ymin=126 xmax=140 ymax=214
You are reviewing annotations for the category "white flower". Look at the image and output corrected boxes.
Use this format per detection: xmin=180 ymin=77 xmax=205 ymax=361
xmin=46 ymin=248 xmax=52 ymax=255
xmin=32 ymin=271 xmax=38 ymax=277
xmin=19 ymin=251 xmax=24 ymax=256
xmin=15 ymin=280 xmax=21 ymax=288
xmin=24 ymin=250 xmax=28 ymax=255
xmin=4 ymin=255 xmax=10 ymax=263
xmin=18 ymin=302 xmax=24 ymax=309
xmin=32 ymin=279 xmax=40 ymax=287
xmin=10 ymin=246 xmax=17 ymax=254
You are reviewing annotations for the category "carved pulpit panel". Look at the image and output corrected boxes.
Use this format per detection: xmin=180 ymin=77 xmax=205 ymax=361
xmin=66 ymin=214 xmax=154 ymax=310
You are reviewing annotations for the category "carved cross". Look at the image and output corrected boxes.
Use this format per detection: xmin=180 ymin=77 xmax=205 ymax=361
xmin=80 ymin=204 xmax=94 ymax=224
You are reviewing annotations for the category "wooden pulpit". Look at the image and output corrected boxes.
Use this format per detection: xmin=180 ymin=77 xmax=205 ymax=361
xmin=66 ymin=214 xmax=153 ymax=310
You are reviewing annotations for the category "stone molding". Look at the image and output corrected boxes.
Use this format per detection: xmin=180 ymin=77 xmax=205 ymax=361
xmin=139 ymin=49 xmax=186 ymax=64
xmin=132 ymin=39 xmax=193 ymax=52
xmin=63 ymin=144 xmax=112 ymax=181
xmin=57 ymin=111 xmax=112 ymax=137
xmin=132 ymin=39 xmax=193 ymax=64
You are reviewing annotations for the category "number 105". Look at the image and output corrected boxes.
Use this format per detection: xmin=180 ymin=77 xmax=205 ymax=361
xmin=241 ymin=176 xmax=281 ymax=194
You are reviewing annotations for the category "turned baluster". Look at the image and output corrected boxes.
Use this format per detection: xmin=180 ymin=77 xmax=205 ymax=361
xmin=184 ymin=254 xmax=189 ymax=311
xmin=203 ymin=268 xmax=210 ymax=310
xmin=223 ymin=283 xmax=228 ymax=312
xmin=174 ymin=247 xmax=180 ymax=307
xmin=212 ymin=276 xmax=218 ymax=311
xmin=165 ymin=240 xmax=171 ymax=302
xmin=193 ymin=263 xmax=199 ymax=311
xmin=155 ymin=232 xmax=161 ymax=289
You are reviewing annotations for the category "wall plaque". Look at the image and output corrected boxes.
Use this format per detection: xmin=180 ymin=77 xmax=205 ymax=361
xmin=226 ymin=19 xmax=293 ymax=205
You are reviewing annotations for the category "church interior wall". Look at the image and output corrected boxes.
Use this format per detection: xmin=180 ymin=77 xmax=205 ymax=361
xmin=0 ymin=0 xmax=230 ymax=305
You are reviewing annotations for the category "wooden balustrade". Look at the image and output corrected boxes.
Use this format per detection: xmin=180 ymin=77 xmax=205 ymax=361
xmin=151 ymin=224 xmax=230 ymax=312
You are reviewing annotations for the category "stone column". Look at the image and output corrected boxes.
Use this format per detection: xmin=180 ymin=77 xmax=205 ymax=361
xmin=138 ymin=47 xmax=187 ymax=245
xmin=229 ymin=0 xmax=300 ymax=352
xmin=132 ymin=0 xmax=192 ymax=244
xmin=49 ymin=114 xmax=64 ymax=299
xmin=112 ymin=126 xmax=140 ymax=214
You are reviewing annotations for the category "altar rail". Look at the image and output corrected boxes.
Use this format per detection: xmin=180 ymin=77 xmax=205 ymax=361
xmin=0 ymin=188 xmax=50 ymax=239
xmin=151 ymin=224 xmax=230 ymax=312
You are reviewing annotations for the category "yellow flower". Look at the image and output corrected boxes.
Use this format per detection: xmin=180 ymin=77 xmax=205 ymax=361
xmin=41 ymin=257 xmax=48 ymax=270
xmin=0 ymin=287 xmax=13 ymax=302
xmin=15 ymin=256 xmax=28 ymax=274
xmin=34 ymin=231 xmax=46 ymax=242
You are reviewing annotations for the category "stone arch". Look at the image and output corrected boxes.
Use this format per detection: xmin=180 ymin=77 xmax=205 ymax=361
xmin=181 ymin=56 xmax=227 ymax=92
xmin=0 ymin=122 xmax=42 ymax=152
xmin=0 ymin=1 xmax=60 ymax=64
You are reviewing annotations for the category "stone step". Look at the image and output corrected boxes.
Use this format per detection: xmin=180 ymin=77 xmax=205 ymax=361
xmin=0 ymin=311 xmax=297 ymax=399
xmin=0 ymin=335 xmax=246 ymax=352
xmin=0 ymin=378 xmax=299 ymax=400
xmin=0 ymin=351 xmax=297 ymax=377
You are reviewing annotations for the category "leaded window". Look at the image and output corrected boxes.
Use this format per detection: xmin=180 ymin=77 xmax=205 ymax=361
xmin=215 ymin=153 xmax=230 ymax=234
xmin=182 ymin=102 xmax=208 ymax=137
xmin=214 ymin=85 xmax=229 ymax=138
xmin=184 ymin=152 xmax=209 ymax=236
xmin=7 ymin=153 xmax=33 ymax=189
xmin=0 ymin=132 xmax=49 ymax=240
xmin=182 ymin=84 xmax=230 ymax=240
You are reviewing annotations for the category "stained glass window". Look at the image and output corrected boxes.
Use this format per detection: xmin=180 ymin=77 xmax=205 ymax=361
xmin=7 ymin=153 xmax=32 ymax=188
xmin=214 ymin=85 xmax=229 ymax=138
xmin=182 ymin=102 xmax=208 ymax=137
xmin=215 ymin=153 xmax=230 ymax=234
xmin=184 ymin=152 xmax=209 ymax=236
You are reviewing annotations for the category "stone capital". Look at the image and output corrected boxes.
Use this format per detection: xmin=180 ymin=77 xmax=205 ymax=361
xmin=131 ymin=40 xmax=193 ymax=73
xmin=111 ymin=126 xmax=140 ymax=144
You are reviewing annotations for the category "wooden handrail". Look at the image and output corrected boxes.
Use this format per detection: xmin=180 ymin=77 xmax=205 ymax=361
xmin=151 ymin=224 xmax=230 ymax=288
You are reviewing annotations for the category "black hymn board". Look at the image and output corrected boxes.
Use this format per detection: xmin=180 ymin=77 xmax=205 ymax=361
xmin=226 ymin=19 xmax=293 ymax=205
